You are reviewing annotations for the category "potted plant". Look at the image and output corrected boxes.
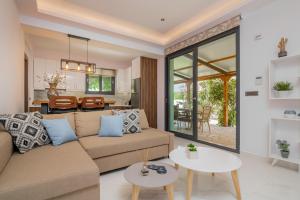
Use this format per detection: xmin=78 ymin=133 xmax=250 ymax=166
xmin=43 ymin=72 xmax=65 ymax=99
xmin=186 ymin=144 xmax=198 ymax=159
xmin=273 ymin=81 xmax=293 ymax=98
xmin=276 ymin=140 xmax=290 ymax=158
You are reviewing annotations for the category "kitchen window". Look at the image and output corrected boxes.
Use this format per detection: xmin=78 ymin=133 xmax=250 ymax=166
xmin=86 ymin=69 xmax=115 ymax=95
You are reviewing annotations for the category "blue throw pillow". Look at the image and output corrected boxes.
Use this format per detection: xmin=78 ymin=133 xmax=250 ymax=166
xmin=42 ymin=118 xmax=77 ymax=146
xmin=99 ymin=115 xmax=123 ymax=137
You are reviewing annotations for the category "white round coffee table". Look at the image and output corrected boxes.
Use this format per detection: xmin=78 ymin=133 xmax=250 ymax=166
xmin=169 ymin=146 xmax=242 ymax=200
xmin=124 ymin=162 xmax=178 ymax=200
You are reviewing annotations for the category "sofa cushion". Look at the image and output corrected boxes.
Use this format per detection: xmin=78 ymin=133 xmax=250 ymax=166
xmin=0 ymin=141 xmax=99 ymax=200
xmin=42 ymin=118 xmax=78 ymax=146
xmin=99 ymin=115 xmax=123 ymax=137
xmin=43 ymin=112 xmax=76 ymax=132
xmin=112 ymin=109 xmax=141 ymax=133
xmin=79 ymin=128 xmax=170 ymax=159
xmin=0 ymin=130 xmax=13 ymax=174
xmin=0 ymin=112 xmax=51 ymax=153
xmin=75 ymin=110 xmax=112 ymax=137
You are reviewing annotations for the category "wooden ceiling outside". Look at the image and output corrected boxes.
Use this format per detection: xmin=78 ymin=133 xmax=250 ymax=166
xmin=174 ymin=54 xmax=236 ymax=84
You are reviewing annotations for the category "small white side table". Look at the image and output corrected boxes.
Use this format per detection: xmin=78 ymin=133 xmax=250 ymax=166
xmin=124 ymin=162 xmax=178 ymax=200
xmin=170 ymin=147 xmax=242 ymax=200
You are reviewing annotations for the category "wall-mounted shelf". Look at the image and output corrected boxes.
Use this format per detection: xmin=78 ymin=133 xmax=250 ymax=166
xmin=271 ymin=117 xmax=300 ymax=122
xmin=269 ymin=117 xmax=300 ymax=171
xmin=269 ymin=54 xmax=300 ymax=100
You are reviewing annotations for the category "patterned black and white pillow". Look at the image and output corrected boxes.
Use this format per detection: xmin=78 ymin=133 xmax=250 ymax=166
xmin=0 ymin=112 xmax=51 ymax=153
xmin=112 ymin=109 xmax=141 ymax=134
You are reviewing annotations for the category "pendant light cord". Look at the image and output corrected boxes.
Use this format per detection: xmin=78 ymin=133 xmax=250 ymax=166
xmin=68 ymin=36 xmax=71 ymax=60
xmin=87 ymin=40 xmax=89 ymax=63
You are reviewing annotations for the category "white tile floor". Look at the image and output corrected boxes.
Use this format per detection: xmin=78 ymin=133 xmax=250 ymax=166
xmin=100 ymin=137 xmax=300 ymax=200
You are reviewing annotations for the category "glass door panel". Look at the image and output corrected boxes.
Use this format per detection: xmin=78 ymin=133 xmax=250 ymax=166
xmin=196 ymin=33 xmax=237 ymax=149
xmin=168 ymin=52 xmax=194 ymax=137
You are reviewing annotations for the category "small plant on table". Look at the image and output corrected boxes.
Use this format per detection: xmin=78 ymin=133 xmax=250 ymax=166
xmin=187 ymin=144 xmax=198 ymax=159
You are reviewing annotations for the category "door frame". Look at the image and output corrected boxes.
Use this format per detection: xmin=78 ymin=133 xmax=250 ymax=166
xmin=165 ymin=27 xmax=240 ymax=153
xmin=24 ymin=54 xmax=29 ymax=112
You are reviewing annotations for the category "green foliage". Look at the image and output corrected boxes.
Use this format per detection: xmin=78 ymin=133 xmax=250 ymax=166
xmin=88 ymin=75 xmax=100 ymax=91
xmin=273 ymin=81 xmax=293 ymax=91
xmin=174 ymin=92 xmax=185 ymax=100
xmin=102 ymin=77 xmax=112 ymax=92
xmin=276 ymin=140 xmax=290 ymax=152
xmin=198 ymin=78 xmax=236 ymax=127
xmin=187 ymin=143 xmax=197 ymax=152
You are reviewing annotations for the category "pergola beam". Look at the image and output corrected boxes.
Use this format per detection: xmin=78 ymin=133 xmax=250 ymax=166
xmin=174 ymin=55 xmax=236 ymax=74
xmin=183 ymin=54 xmax=228 ymax=74
xmin=174 ymin=72 xmax=192 ymax=80
xmin=197 ymin=58 xmax=227 ymax=74
xmin=174 ymin=71 xmax=236 ymax=84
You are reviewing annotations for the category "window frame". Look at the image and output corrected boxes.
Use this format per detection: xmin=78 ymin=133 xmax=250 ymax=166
xmin=85 ymin=74 xmax=115 ymax=95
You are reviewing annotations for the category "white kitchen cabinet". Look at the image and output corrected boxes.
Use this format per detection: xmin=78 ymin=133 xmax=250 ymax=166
xmin=33 ymin=58 xmax=46 ymax=90
xmin=66 ymin=71 xmax=86 ymax=91
xmin=34 ymin=58 xmax=66 ymax=90
xmin=131 ymin=57 xmax=141 ymax=79
xmin=117 ymin=67 xmax=131 ymax=93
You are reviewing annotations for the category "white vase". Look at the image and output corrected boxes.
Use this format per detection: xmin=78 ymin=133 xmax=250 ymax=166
xmin=274 ymin=90 xmax=292 ymax=98
xmin=186 ymin=150 xmax=199 ymax=159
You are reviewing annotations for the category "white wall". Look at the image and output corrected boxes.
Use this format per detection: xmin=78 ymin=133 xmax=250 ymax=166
xmin=0 ymin=0 xmax=25 ymax=113
xmin=240 ymin=0 xmax=300 ymax=157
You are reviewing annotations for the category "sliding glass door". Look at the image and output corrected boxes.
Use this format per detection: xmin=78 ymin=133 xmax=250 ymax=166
xmin=166 ymin=28 xmax=240 ymax=152
xmin=167 ymin=51 xmax=195 ymax=138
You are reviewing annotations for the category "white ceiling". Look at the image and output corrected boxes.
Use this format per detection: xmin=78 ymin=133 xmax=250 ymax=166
xmin=24 ymin=25 xmax=157 ymax=64
xmin=16 ymin=0 xmax=270 ymax=46
xmin=67 ymin=0 xmax=220 ymax=33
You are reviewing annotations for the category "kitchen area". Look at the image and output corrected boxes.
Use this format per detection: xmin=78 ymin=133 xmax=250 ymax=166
xmin=29 ymin=56 xmax=133 ymax=112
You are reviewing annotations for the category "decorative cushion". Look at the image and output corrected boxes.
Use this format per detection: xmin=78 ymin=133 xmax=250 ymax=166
xmin=0 ymin=112 xmax=50 ymax=153
xmin=42 ymin=118 xmax=77 ymax=146
xmin=113 ymin=109 xmax=141 ymax=134
xmin=98 ymin=115 xmax=123 ymax=137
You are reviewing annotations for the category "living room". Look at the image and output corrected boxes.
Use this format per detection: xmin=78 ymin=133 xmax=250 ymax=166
xmin=0 ymin=0 xmax=300 ymax=200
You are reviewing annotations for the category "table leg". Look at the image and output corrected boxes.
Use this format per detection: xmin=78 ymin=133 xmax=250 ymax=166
xmin=186 ymin=169 xmax=193 ymax=200
xmin=231 ymin=170 xmax=241 ymax=200
xmin=175 ymin=163 xmax=179 ymax=170
xmin=131 ymin=185 xmax=140 ymax=200
xmin=163 ymin=186 xmax=167 ymax=191
xmin=212 ymin=172 xmax=215 ymax=176
xmin=166 ymin=184 xmax=174 ymax=200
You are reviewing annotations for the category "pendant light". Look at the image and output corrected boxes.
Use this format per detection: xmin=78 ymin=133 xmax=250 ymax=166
xmin=61 ymin=34 xmax=96 ymax=73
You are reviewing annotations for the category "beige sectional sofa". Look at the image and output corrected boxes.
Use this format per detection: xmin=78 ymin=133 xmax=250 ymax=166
xmin=0 ymin=110 xmax=174 ymax=200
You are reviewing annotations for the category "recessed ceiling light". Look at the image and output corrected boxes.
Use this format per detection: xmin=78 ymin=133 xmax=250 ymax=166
xmin=160 ymin=18 xmax=165 ymax=22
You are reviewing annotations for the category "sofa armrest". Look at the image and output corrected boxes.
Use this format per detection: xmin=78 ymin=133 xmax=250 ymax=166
xmin=0 ymin=130 xmax=13 ymax=174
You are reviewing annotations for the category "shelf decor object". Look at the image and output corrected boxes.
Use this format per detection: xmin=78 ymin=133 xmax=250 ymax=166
xmin=272 ymin=81 xmax=293 ymax=98
xmin=276 ymin=140 xmax=290 ymax=158
xmin=269 ymin=54 xmax=300 ymax=100
xmin=60 ymin=34 xmax=96 ymax=74
xmin=269 ymin=118 xmax=300 ymax=172
xmin=284 ymin=110 xmax=297 ymax=118
xmin=277 ymin=37 xmax=288 ymax=57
